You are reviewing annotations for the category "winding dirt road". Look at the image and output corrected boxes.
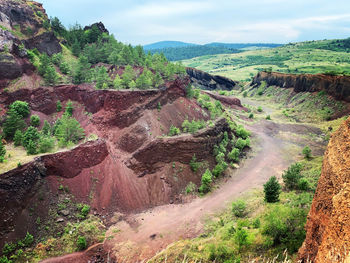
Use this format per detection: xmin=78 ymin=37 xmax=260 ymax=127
xmin=42 ymin=99 xmax=325 ymax=263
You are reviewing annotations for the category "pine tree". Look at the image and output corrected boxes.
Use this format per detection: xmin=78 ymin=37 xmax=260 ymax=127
xmin=56 ymin=100 xmax=62 ymax=112
xmin=22 ymin=126 xmax=40 ymax=149
xmin=264 ymin=176 xmax=281 ymax=203
xmin=0 ymin=140 xmax=6 ymax=158
xmin=3 ymin=109 xmax=26 ymax=139
xmin=13 ymin=130 xmax=23 ymax=146
xmin=113 ymin=74 xmax=122 ymax=89
xmin=42 ymin=120 xmax=51 ymax=136
xmin=121 ymin=65 xmax=136 ymax=88
xmin=26 ymin=140 xmax=37 ymax=155
xmin=65 ymin=101 xmax=74 ymax=116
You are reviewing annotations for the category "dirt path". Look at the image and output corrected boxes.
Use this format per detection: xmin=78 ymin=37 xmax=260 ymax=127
xmin=43 ymin=99 xmax=325 ymax=263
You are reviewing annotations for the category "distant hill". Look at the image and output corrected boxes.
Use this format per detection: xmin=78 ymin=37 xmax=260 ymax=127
xmin=144 ymin=41 xmax=283 ymax=61
xmin=182 ymin=38 xmax=350 ymax=82
xmin=206 ymin=43 xmax=282 ymax=49
xmin=143 ymin=41 xmax=197 ymax=50
xmin=149 ymin=45 xmax=240 ymax=61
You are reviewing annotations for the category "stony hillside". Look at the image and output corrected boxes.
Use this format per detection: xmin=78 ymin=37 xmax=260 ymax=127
xmin=298 ymin=117 xmax=350 ymax=262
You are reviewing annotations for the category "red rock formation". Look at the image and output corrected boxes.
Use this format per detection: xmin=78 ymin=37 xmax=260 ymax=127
xmin=251 ymin=71 xmax=350 ymax=102
xmin=298 ymin=117 xmax=350 ymax=262
xmin=0 ymin=79 xmax=245 ymax=249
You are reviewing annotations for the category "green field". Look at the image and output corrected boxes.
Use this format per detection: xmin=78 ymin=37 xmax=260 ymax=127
xmin=182 ymin=39 xmax=350 ymax=82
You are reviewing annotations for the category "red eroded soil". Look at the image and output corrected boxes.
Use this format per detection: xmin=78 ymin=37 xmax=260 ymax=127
xmin=0 ymin=79 xmax=241 ymax=252
xmin=42 ymin=98 xmax=326 ymax=263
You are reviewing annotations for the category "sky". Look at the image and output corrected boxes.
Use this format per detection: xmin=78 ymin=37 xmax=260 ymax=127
xmin=38 ymin=0 xmax=350 ymax=45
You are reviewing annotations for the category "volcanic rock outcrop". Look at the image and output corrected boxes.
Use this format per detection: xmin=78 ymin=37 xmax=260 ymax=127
xmin=0 ymin=0 xmax=61 ymax=86
xmin=0 ymin=79 xmax=244 ymax=249
xmin=252 ymin=71 xmax=350 ymax=102
xmin=298 ymin=117 xmax=350 ymax=262
xmin=186 ymin=67 xmax=238 ymax=90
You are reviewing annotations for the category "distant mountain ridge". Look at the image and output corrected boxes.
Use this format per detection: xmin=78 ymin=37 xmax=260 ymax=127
xmin=143 ymin=41 xmax=198 ymax=50
xmin=143 ymin=41 xmax=282 ymax=50
xmin=143 ymin=41 xmax=283 ymax=61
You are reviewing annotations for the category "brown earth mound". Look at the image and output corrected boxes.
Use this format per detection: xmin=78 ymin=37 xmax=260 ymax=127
xmin=0 ymin=78 xmax=245 ymax=251
xmin=298 ymin=117 xmax=350 ymax=262
xmin=252 ymin=71 xmax=350 ymax=102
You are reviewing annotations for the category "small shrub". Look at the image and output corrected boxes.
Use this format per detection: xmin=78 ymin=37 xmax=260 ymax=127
xmin=298 ymin=178 xmax=310 ymax=191
xmin=168 ymin=125 xmax=180 ymax=136
xmin=302 ymin=146 xmax=312 ymax=160
xmin=56 ymin=100 xmax=62 ymax=112
xmin=282 ymin=163 xmax=303 ymax=190
xmin=212 ymin=162 xmax=225 ymax=177
xmin=76 ymin=236 xmax=87 ymax=250
xmin=157 ymin=102 xmax=161 ymax=112
xmin=65 ymin=101 xmax=74 ymax=116
xmin=189 ymin=154 xmax=200 ymax=172
xmin=199 ymin=169 xmax=212 ymax=194
xmin=248 ymin=113 xmax=254 ymax=119
xmin=228 ymin=148 xmax=240 ymax=162
xmin=232 ymin=200 xmax=247 ymax=217
xmin=13 ymin=130 xmax=23 ymax=146
xmin=266 ymin=115 xmax=271 ymax=120
xmin=264 ymin=176 xmax=281 ymax=203
xmin=185 ymin=182 xmax=197 ymax=194
xmin=9 ymin=101 xmax=30 ymax=118
xmin=257 ymin=106 xmax=263 ymax=112
xmin=0 ymin=141 xmax=6 ymax=159
xmin=38 ymin=136 xmax=55 ymax=153
xmin=30 ymin=115 xmax=40 ymax=127
xmin=243 ymin=91 xmax=248 ymax=97
xmin=235 ymin=227 xmax=248 ymax=251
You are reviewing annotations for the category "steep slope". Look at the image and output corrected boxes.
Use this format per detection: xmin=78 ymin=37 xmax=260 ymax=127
xmin=187 ymin=67 xmax=238 ymax=90
xmin=251 ymin=71 xmax=350 ymax=102
xmin=299 ymin=117 xmax=350 ymax=262
xmin=0 ymin=0 xmax=61 ymax=87
xmin=0 ymin=79 xmax=243 ymax=253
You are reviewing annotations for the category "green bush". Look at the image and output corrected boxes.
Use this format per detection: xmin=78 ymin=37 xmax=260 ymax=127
xmin=264 ymin=176 xmax=281 ymax=203
xmin=189 ymin=154 xmax=201 ymax=172
xmin=235 ymin=227 xmax=249 ymax=251
xmin=186 ymin=84 xmax=194 ymax=98
xmin=54 ymin=115 xmax=85 ymax=146
xmin=199 ymin=169 xmax=213 ymax=194
xmin=228 ymin=148 xmax=240 ymax=162
xmin=41 ymin=120 xmax=51 ymax=136
xmin=0 ymin=255 xmax=11 ymax=263
xmin=266 ymin=115 xmax=271 ymax=120
xmin=262 ymin=204 xmax=306 ymax=252
xmin=302 ymin=146 xmax=312 ymax=159
xmin=185 ymin=182 xmax=197 ymax=194
xmin=298 ymin=178 xmax=310 ymax=191
xmin=30 ymin=115 xmax=40 ymax=127
xmin=13 ymin=130 xmax=23 ymax=146
xmin=282 ymin=163 xmax=303 ymax=190
xmin=168 ymin=125 xmax=180 ymax=136
xmin=56 ymin=100 xmax=62 ymax=112
xmin=182 ymin=119 xmax=205 ymax=133
xmin=212 ymin=162 xmax=226 ymax=177
xmin=76 ymin=236 xmax=87 ymax=251
xmin=235 ymin=125 xmax=250 ymax=139
xmin=3 ymin=109 xmax=26 ymax=139
xmin=65 ymin=101 xmax=74 ymax=116
xmin=0 ymin=141 xmax=6 ymax=159
xmin=232 ymin=200 xmax=247 ymax=217
xmin=248 ymin=113 xmax=254 ymax=119
xmin=22 ymin=126 xmax=40 ymax=149
xmin=9 ymin=101 xmax=30 ymax=118
xmin=257 ymin=106 xmax=263 ymax=112
xmin=26 ymin=140 xmax=37 ymax=155
xmin=38 ymin=136 xmax=55 ymax=153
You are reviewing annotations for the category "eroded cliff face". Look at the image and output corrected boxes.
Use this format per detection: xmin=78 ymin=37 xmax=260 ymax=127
xmin=0 ymin=0 xmax=61 ymax=86
xmin=252 ymin=71 xmax=350 ymax=102
xmin=0 ymin=79 xmax=244 ymax=249
xmin=299 ymin=117 xmax=350 ymax=262
xmin=186 ymin=67 xmax=238 ymax=90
